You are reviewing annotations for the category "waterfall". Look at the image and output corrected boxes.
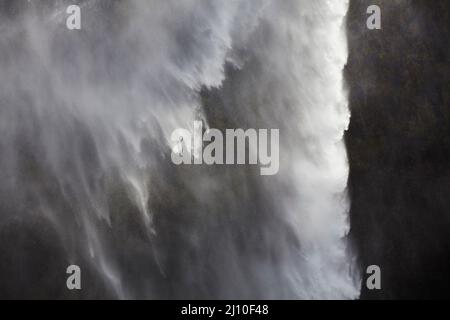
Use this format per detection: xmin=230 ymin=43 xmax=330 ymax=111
xmin=0 ymin=0 xmax=360 ymax=299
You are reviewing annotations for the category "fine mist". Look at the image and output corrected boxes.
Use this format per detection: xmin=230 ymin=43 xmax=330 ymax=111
xmin=0 ymin=0 xmax=359 ymax=299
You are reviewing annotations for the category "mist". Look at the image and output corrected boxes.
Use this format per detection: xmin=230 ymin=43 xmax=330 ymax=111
xmin=0 ymin=0 xmax=359 ymax=299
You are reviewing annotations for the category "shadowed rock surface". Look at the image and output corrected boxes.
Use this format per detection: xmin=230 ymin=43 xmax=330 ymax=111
xmin=346 ymin=0 xmax=450 ymax=299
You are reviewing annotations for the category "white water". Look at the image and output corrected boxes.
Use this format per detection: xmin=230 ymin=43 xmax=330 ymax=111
xmin=0 ymin=0 xmax=360 ymax=299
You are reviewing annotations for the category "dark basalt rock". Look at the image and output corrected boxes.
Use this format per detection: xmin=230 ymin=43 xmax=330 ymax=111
xmin=346 ymin=0 xmax=450 ymax=299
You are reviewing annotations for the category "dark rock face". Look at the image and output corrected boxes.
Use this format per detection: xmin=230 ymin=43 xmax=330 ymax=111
xmin=346 ymin=0 xmax=450 ymax=299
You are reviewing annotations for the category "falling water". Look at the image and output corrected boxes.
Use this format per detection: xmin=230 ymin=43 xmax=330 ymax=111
xmin=0 ymin=0 xmax=360 ymax=299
